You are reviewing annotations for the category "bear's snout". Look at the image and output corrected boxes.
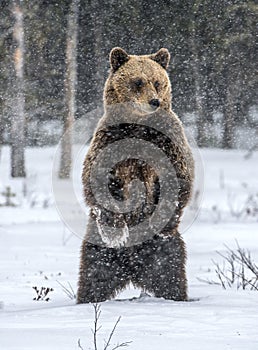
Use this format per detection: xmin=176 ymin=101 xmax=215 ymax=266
xmin=149 ymin=98 xmax=160 ymax=109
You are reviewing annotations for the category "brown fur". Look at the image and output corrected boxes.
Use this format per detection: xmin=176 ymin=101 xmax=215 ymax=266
xmin=77 ymin=48 xmax=194 ymax=303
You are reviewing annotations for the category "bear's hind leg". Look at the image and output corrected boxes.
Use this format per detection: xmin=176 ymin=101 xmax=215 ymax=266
xmin=77 ymin=240 xmax=129 ymax=304
xmin=131 ymin=233 xmax=187 ymax=301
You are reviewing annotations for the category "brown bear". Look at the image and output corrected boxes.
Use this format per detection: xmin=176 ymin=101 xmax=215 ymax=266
xmin=77 ymin=47 xmax=194 ymax=303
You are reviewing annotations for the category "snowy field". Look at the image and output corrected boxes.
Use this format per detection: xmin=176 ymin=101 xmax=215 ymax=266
xmin=0 ymin=145 xmax=258 ymax=350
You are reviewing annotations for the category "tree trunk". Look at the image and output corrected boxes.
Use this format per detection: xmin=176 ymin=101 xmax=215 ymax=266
xmin=11 ymin=0 xmax=26 ymax=178
xmin=222 ymin=43 xmax=235 ymax=150
xmin=59 ymin=0 xmax=79 ymax=179
xmin=189 ymin=5 xmax=208 ymax=148
xmin=222 ymin=79 xmax=235 ymax=149
xmin=92 ymin=1 xmax=105 ymax=107
xmin=0 ymin=113 xmax=3 ymax=160
xmin=191 ymin=36 xmax=207 ymax=147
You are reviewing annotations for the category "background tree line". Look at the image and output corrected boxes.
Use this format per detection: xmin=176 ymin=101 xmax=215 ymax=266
xmin=0 ymin=0 xmax=257 ymax=156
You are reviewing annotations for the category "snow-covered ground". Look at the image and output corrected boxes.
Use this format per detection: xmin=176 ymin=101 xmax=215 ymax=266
xmin=0 ymin=145 xmax=258 ymax=350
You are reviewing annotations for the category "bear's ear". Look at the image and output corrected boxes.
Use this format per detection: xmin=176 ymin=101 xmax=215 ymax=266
xmin=150 ymin=48 xmax=170 ymax=70
xmin=110 ymin=47 xmax=129 ymax=72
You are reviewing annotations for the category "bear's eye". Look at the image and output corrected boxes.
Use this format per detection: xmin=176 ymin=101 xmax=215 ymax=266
xmin=154 ymin=81 xmax=160 ymax=91
xmin=134 ymin=78 xmax=144 ymax=88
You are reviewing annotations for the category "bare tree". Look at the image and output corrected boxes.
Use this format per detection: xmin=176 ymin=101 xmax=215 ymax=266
xmin=11 ymin=0 xmax=26 ymax=177
xmin=59 ymin=0 xmax=79 ymax=179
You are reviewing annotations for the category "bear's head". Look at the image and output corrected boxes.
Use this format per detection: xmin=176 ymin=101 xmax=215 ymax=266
xmin=104 ymin=47 xmax=172 ymax=114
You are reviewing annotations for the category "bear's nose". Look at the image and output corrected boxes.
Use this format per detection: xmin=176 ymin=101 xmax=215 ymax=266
xmin=149 ymin=99 xmax=160 ymax=109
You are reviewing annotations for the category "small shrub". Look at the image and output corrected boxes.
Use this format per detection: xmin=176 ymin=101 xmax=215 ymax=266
xmin=32 ymin=286 xmax=54 ymax=301
xmin=198 ymin=242 xmax=258 ymax=291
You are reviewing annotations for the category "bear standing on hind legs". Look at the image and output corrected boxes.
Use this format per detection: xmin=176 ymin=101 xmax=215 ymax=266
xmin=77 ymin=47 xmax=194 ymax=304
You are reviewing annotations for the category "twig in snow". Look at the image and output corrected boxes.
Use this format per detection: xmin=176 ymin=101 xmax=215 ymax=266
xmin=92 ymin=303 xmax=102 ymax=350
xmin=78 ymin=303 xmax=132 ymax=350
xmin=56 ymin=280 xmax=76 ymax=300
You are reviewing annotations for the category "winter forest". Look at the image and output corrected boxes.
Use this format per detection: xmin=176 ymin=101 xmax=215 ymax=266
xmin=0 ymin=1 xmax=258 ymax=350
